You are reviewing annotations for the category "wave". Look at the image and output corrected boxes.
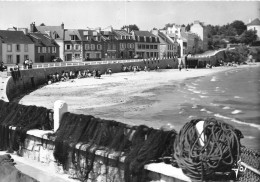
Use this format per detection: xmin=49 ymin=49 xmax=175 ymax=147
xmin=214 ymin=113 xmax=260 ymax=130
xmin=231 ymin=110 xmax=242 ymax=114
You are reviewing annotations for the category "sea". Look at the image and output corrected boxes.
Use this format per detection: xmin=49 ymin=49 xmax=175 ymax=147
xmin=150 ymin=65 xmax=260 ymax=151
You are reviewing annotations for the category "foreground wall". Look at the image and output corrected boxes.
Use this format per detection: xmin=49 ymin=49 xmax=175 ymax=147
xmin=3 ymin=59 xmax=178 ymax=101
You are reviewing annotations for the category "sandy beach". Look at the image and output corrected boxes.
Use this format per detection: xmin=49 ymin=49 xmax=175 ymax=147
xmin=18 ymin=65 xmax=257 ymax=130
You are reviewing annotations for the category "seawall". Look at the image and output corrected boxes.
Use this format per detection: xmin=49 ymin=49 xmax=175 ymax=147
xmin=3 ymin=58 xmax=178 ymax=102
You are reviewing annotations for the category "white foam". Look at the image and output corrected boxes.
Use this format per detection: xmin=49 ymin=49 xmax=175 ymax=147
xmin=210 ymin=103 xmax=219 ymax=107
xmin=199 ymin=95 xmax=208 ymax=98
xmin=231 ymin=110 xmax=242 ymax=114
xmin=214 ymin=114 xmax=260 ymax=131
xmin=200 ymin=108 xmax=206 ymax=112
xmin=210 ymin=76 xmax=217 ymax=82
xmin=244 ymin=136 xmax=256 ymax=139
xmin=192 ymin=105 xmax=198 ymax=108
xmin=193 ymin=90 xmax=201 ymax=94
xmin=206 ymin=110 xmax=213 ymax=114
xmin=222 ymin=106 xmax=231 ymax=110
xmin=234 ymin=96 xmax=242 ymax=99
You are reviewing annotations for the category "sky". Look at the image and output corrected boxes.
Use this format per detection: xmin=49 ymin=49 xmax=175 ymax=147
xmin=0 ymin=0 xmax=259 ymax=31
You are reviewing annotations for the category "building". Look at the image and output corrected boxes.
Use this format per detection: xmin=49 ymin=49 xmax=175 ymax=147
xmin=151 ymin=29 xmax=180 ymax=58
xmin=190 ymin=21 xmax=209 ymax=51
xmin=80 ymin=29 xmax=104 ymax=61
xmin=131 ymin=30 xmax=160 ymax=59
xmin=181 ymin=31 xmax=202 ymax=55
xmin=247 ymin=18 xmax=260 ymax=40
xmin=0 ymin=30 xmax=34 ymax=65
xmin=33 ymin=23 xmax=65 ymax=61
xmin=27 ymin=32 xmax=60 ymax=63
xmin=113 ymin=29 xmax=135 ymax=59
xmin=64 ymin=29 xmax=84 ymax=61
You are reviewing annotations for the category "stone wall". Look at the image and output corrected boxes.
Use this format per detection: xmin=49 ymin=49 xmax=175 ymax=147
xmin=3 ymin=59 xmax=177 ymax=101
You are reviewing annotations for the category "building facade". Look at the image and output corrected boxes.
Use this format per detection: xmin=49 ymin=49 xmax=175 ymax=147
xmin=0 ymin=30 xmax=34 ymax=65
xmin=247 ymin=18 xmax=260 ymax=40
xmin=27 ymin=32 xmax=60 ymax=63
xmin=190 ymin=21 xmax=209 ymax=51
xmin=151 ymin=29 xmax=180 ymax=58
xmin=113 ymin=29 xmax=135 ymax=59
xmin=131 ymin=30 xmax=160 ymax=59
xmin=34 ymin=23 xmax=65 ymax=61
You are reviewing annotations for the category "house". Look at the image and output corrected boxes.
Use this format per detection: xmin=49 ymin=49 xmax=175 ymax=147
xmin=247 ymin=18 xmax=260 ymax=40
xmin=27 ymin=32 xmax=60 ymax=63
xmin=131 ymin=30 xmax=160 ymax=59
xmin=80 ymin=29 xmax=104 ymax=61
xmin=181 ymin=31 xmax=203 ymax=55
xmin=113 ymin=29 xmax=135 ymax=59
xmin=0 ymin=30 xmax=34 ymax=65
xmin=151 ymin=29 xmax=180 ymax=58
xmin=64 ymin=29 xmax=83 ymax=61
xmin=99 ymin=27 xmax=119 ymax=60
xmin=33 ymin=23 xmax=65 ymax=61
xmin=190 ymin=21 xmax=209 ymax=51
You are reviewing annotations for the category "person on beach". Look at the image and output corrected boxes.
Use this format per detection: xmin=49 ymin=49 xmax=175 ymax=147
xmin=178 ymin=64 xmax=182 ymax=71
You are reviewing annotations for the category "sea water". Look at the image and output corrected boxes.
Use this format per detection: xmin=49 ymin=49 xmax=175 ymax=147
xmin=162 ymin=66 xmax=260 ymax=151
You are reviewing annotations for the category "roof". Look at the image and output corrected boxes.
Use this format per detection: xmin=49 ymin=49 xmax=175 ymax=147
xmin=113 ymin=30 xmax=132 ymax=37
xmin=0 ymin=30 xmax=34 ymax=44
xmin=28 ymin=32 xmax=58 ymax=47
xmin=64 ymin=29 xmax=82 ymax=41
xmin=247 ymin=18 xmax=260 ymax=26
xmin=133 ymin=30 xmax=157 ymax=38
xmin=36 ymin=26 xmax=64 ymax=40
xmin=158 ymin=31 xmax=175 ymax=44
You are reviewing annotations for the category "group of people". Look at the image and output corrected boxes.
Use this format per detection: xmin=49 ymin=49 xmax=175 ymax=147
xmin=0 ymin=62 xmax=7 ymax=72
xmin=46 ymin=69 xmax=102 ymax=85
xmin=23 ymin=59 xmax=33 ymax=69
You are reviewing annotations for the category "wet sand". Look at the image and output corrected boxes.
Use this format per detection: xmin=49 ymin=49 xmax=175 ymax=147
xmin=19 ymin=66 xmax=248 ymax=129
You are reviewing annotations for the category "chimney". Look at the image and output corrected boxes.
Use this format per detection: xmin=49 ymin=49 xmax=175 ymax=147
xmin=30 ymin=22 xmax=34 ymax=32
xmin=61 ymin=22 xmax=64 ymax=29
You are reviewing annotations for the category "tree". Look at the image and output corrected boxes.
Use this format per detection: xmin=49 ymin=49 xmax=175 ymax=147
xmin=121 ymin=24 xmax=139 ymax=32
xmin=240 ymin=30 xmax=257 ymax=45
xmin=230 ymin=20 xmax=247 ymax=35
xmin=39 ymin=23 xmax=45 ymax=26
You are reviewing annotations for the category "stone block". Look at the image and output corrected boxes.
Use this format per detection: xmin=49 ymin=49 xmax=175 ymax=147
xmin=96 ymin=175 xmax=107 ymax=182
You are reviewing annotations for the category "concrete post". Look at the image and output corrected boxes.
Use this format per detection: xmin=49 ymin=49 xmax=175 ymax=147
xmin=54 ymin=100 xmax=68 ymax=132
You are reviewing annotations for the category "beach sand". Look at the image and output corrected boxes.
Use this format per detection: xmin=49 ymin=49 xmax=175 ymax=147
xmin=18 ymin=65 xmax=253 ymax=130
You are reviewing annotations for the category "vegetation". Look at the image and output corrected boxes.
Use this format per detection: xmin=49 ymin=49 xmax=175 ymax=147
xmin=121 ymin=24 xmax=139 ymax=32
xmin=225 ymin=45 xmax=249 ymax=63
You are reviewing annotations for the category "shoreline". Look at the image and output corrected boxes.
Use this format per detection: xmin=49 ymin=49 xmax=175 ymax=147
xmin=18 ymin=64 xmax=259 ymax=129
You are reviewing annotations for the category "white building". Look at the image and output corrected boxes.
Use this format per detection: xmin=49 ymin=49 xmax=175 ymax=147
xmin=0 ymin=30 xmax=35 ymax=65
xmin=247 ymin=18 xmax=260 ymax=40
xmin=190 ymin=21 xmax=208 ymax=51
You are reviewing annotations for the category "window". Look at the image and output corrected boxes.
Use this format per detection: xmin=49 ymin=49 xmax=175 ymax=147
xmin=75 ymin=54 xmax=80 ymax=59
xmin=91 ymin=44 xmax=95 ymax=50
xmin=16 ymin=44 xmax=20 ymax=52
xmin=7 ymin=44 xmax=12 ymax=52
xmin=131 ymin=43 xmax=134 ymax=49
xmin=52 ymin=47 xmax=56 ymax=53
xmin=24 ymin=44 xmax=28 ymax=52
xmin=24 ymin=55 xmax=29 ymax=61
xmin=138 ymin=44 xmax=141 ymax=49
xmin=96 ymin=53 xmax=101 ymax=58
xmin=154 ymin=45 xmax=158 ymax=49
xmin=142 ymin=44 xmax=145 ymax=49
xmin=74 ymin=44 xmax=80 ymax=50
xmin=48 ymin=47 xmax=51 ymax=53
xmin=38 ymin=47 xmax=41 ymax=53
xmin=146 ymin=45 xmax=149 ymax=49
xmin=127 ymin=43 xmax=130 ymax=49
xmin=7 ymin=55 xmax=13 ymax=63
xmin=97 ymin=44 xmax=102 ymax=50
xmin=66 ymin=44 xmax=71 ymax=50
xmin=42 ymin=47 xmax=46 ymax=53
xmin=150 ymin=45 xmax=153 ymax=49
xmin=70 ymin=35 xmax=77 ymax=41
xmin=112 ymin=44 xmax=116 ymax=50
xmin=85 ymin=44 xmax=90 ymax=50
